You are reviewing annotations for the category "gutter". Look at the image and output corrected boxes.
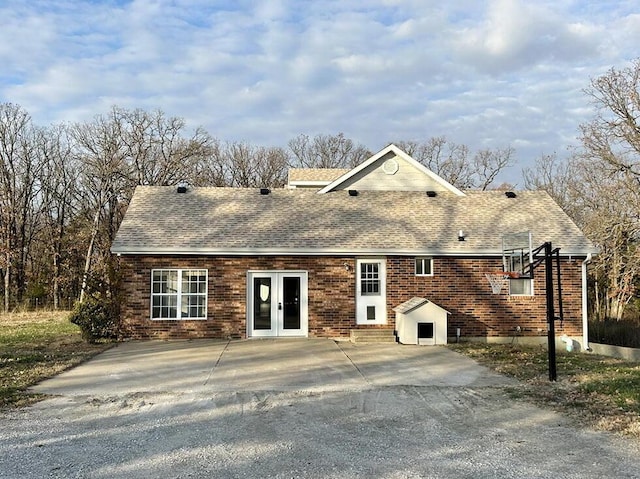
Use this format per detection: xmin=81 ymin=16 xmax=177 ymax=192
xmin=582 ymin=253 xmax=593 ymax=351
xmin=110 ymin=246 xmax=598 ymax=257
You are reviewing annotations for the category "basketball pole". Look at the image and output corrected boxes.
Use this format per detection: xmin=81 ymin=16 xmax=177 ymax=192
xmin=544 ymin=242 xmax=558 ymax=381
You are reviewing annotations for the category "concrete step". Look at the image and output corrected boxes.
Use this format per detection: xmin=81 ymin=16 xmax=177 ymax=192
xmin=350 ymin=329 xmax=397 ymax=343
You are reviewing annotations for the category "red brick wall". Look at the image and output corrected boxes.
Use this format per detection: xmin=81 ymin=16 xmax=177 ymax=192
xmin=116 ymin=255 xmax=584 ymax=340
xmin=117 ymin=256 xmax=356 ymax=340
xmin=386 ymin=257 xmax=583 ymax=340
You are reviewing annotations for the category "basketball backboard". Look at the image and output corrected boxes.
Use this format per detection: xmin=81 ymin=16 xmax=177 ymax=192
xmin=502 ymin=231 xmax=533 ymax=278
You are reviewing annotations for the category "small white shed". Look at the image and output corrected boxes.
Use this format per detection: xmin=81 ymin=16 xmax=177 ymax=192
xmin=394 ymin=297 xmax=449 ymax=345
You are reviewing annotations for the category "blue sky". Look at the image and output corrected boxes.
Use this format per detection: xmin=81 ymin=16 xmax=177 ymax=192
xmin=1 ymin=0 xmax=638 ymax=184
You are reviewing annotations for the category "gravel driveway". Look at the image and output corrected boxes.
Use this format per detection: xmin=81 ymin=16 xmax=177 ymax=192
xmin=1 ymin=339 xmax=639 ymax=478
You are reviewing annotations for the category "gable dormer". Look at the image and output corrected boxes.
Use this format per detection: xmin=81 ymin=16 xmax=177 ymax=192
xmin=317 ymin=144 xmax=465 ymax=196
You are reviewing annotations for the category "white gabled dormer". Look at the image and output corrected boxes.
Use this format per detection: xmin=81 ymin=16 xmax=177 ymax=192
xmin=317 ymin=144 xmax=465 ymax=196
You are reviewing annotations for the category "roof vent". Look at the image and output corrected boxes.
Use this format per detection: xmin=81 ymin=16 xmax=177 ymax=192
xmin=426 ymin=190 xmax=437 ymax=197
xmin=348 ymin=189 xmax=358 ymax=197
xmin=260 ymin=188 xmax=270 ymax=195
xmin=177 ymin=185 xmax=187 ymax=194
xmin=505 ymin=191 xmax=517 ymax=198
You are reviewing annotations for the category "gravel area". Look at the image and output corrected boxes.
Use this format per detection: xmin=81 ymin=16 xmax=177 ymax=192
xmin=1 ymin=340 xmax=639 ymax=478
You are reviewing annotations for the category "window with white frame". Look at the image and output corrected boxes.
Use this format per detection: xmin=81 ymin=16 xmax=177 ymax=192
xmin=151 ymin=269 xmax=207 ymax=320
xmin=509 ymin=278 xmax=533 ymax=296
xmin=415 ymin=257 xmax=433 ymax=276
xmin=360 ymin=262 xmax=380 ymax=295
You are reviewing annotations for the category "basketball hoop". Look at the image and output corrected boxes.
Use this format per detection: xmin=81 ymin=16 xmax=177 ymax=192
xmin=485 ymin=272 xmax=506 ymax=294
xmin=486 ymin=271 xmax=523 ymax=294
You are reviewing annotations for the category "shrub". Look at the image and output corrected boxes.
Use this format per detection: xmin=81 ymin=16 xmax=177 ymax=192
xmin=69 ymin=297 xmax=119 ymax=343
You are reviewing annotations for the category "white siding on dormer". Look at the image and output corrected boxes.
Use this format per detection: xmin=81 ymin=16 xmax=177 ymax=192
xmin=334 ymin=152 xmax=448 ymax=191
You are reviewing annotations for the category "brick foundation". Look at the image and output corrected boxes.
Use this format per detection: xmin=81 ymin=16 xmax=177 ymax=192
xmin=116 ymin=255 xmax=584 ymax=340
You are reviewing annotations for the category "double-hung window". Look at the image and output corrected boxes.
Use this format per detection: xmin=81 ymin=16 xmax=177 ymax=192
xmin=151 ymin=269 xmax=207 ymax=320
xmin=415 ymin=257 xmax=433 ymax=276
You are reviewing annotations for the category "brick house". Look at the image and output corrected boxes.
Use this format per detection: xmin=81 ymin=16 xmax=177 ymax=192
xmin=111 ymin=144 xmax=596 ymax=348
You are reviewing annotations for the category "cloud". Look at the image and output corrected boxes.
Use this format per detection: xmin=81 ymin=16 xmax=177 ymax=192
xmin=0 ymin=0 xmax=637 ymax=186
xmin=451 ymin=0 xmax=602 ymax=74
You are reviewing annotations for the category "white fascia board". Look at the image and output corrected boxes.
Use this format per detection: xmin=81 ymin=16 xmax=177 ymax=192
xmin=112 ymin=246 xmax=597 ymax=257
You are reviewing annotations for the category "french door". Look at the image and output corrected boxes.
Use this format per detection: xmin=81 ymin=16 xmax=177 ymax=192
xmin=247 ymin=271 xmax=308 ymax=337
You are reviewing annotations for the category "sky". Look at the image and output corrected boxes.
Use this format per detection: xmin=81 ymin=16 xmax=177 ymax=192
xmin=1 ymin=0 xmax=639 ymax=185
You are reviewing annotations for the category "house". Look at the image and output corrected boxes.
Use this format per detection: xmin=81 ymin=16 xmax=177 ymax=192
xmin=111 ymin=144 xmax=596 ymax=348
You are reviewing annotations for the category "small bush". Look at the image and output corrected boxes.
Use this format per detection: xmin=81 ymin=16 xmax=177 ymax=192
xmin=69 ymin=298 xmax=119 ymax=343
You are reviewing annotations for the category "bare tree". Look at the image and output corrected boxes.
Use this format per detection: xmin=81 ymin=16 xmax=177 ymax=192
xmin=220 ymin=142 xmax=288 ymax=187
xmin=574 ymin=59 xmax=640 ymax=320
xmin=522 ymin=153 xmax=576 ymax=213
xmin=114 ymin=107 xmax=213 ymax=186
xmin=581 ymin=59 xmax=640 ymax=176
xmin=395 ymin=137 xmax=513 ymax=190
xmin=190 ymin=138 xmax=228 ymax=186
xmin=579 ymin=164 xmax=640 ymax=320
xmin=473 ymin=147 xmax=515 ymax=191
xmin=72 ymin=112 xmax=129 ymax=302
xmin=288 ymin=133 xmax=371 ymax=169
xmin=39 ymin=124 xmax=79 ymax=309
xmin=0 ymin=103 xmax=46 ymax=311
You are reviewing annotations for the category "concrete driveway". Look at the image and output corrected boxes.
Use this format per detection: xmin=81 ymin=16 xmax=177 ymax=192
xmin=29 ymin=339 xmax=513 ymax=396
xmin=2 ymin=340 xmax=639 ymax=478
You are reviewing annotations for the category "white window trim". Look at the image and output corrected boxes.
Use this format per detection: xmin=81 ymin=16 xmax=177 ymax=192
xmin=150 ymin=269 xmax=208 ymax=320
xmin=414 ymin=257 xmax=434 ymax=277
xmin=508 ymin=277 xmax=534 ymax=297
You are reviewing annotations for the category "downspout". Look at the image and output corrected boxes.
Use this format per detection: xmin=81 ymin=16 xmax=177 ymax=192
xmin=582 ymin=254 xmax=593 ymax=351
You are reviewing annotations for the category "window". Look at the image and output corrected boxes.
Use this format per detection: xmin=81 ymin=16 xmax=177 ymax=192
xmin=360 ymin=263 xmax=380 ymax=295
xmin=415 ymin=257 xmax=433 ymax=276
xmin=151 ymin=269 xmax=207 ymax=320
xmin=509 ymin=278 xmax=533 ymax=296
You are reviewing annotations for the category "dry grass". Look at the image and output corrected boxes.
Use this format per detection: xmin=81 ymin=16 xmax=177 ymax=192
xmin=0 ymin=310 xmax=112 ymax=409
xmin=449 ymin=342 xmax=640 ymax=437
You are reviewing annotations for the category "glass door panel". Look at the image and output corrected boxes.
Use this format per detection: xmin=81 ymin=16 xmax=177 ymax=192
xmin=253 ymin=277 xmax=272 ymax=330
xmin=282 ymin=276 xmax=301 ymax=330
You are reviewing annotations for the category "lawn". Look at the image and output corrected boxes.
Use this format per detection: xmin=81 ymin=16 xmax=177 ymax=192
xmin=449 ymin=342 xmax=640 ymax=437
xmin=0 ymin=311 xmax=112 ymax=408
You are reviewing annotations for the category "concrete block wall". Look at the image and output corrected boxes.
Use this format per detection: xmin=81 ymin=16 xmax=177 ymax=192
xmin=116 ymin=255 xmax=584 ymax=340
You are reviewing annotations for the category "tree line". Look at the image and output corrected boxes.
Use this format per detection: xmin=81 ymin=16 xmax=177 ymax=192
xmin=523 ymin=59 xmax=640 ymax=321
xmin=0 ymin=59 xmax=638 ymax=321
xmin=0 ymin=104 xmax=514 ymax=312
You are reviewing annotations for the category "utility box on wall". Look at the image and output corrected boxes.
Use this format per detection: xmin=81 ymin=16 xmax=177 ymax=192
xmin=394 ymin=297 xmax=449 ymax=345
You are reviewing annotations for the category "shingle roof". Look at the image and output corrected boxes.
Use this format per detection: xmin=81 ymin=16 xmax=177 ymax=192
xmin=288 ymin=168 xmax=350 ymax=182
xmin=111 ymin=186 xmax=596 ymax=256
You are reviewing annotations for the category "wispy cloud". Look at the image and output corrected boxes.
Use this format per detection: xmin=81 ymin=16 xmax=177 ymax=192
xmin=0 ymin=0 xmax=637 ymax=183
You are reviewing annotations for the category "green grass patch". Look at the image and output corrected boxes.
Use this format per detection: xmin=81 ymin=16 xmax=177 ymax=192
xmin=449 ymin=342 xmax=640 ymax=437
xmin=0 ymin=311 xmax=112 ymax=409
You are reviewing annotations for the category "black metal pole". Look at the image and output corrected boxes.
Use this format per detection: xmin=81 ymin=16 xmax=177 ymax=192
xmin=545 ymin=242 xmax=557 ymax=381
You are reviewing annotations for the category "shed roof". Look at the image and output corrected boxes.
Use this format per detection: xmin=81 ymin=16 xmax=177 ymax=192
xmin=111 ymin=186 xmax=596 ymax=256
